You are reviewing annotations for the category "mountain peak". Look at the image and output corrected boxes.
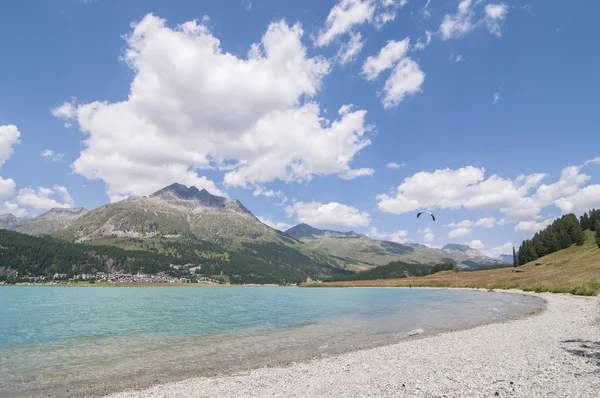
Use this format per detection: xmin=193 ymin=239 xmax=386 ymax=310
xmin=442 ymin=243 xmax=472 ymax=252
xmin=150 ymin=183 xmax=226 ymax=207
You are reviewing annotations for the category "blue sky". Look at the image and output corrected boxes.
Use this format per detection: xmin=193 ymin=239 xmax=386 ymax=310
xmin=0 ymin=0 xmax=599 ymax=257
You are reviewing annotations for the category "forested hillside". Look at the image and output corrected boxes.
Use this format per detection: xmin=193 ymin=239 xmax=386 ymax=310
xmin=0 ymin=230 xmax=350 ymax=284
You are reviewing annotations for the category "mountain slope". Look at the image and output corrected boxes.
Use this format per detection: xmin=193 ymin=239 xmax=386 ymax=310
xmin=322 ymin=230 xmax=600 ymax=296
xmin=0 ymin=207 xmax=88 ymax=235
xmin=285 ymin=224 xmax=506 ymax=270
xmin=52 ymin=184 xmax=351 ymax=281
xmin=0 ymin=229 xmax=350 ymax=284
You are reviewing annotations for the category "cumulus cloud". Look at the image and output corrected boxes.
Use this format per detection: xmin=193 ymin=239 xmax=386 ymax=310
xmin=381 ymin=58 xmax=425 ymax=108
xmin=361 ymin=38 xmax=425 ymax=108
xmin=257 ymin=216 xmax=294 ymax=232
xmin=419 ymin=226 xmax=435 ymax=241
xmin=554 ymin=185 xmax=600 ymax=215
xmin=386 ymin=162 xmax=404 ymax=169
xmin=484 ymin=4 xmax=509 ymax=36
xmin=315 ymin=0 xmax=376 ymax=47
xmin=375 ymin=160 xmax=595 ymax=224
xmin=414 ymin=31 xmax=433 ymax=51
xmin=486 ymin=242 xmax=514 ymax=258
xmin=285 ymin=201 xmax=371 ymax=227
xmin=466 ymin=239 xmax=485 ymax=250
xmin=369 ymin=227 xmax=408 ymax=243
xmin=440 ymin=0 xmax=509 ymax=40
xmin=54 ymin=15 xmax=371 ymax=202
xmin=444 ymin=220 xmax=473 ymax=228
xmin=339 ymin=168 xmax=375 ymax=180
xmin=514 ymin=219 xmax=553 ymax=233
xmin=15 ymin=185 xmax=74 ymax=210
xmin=362 ymin=38 xmax=410 ymax=80
xmin=0 ymin=125 xmax=21 ymax=168
xmin=337 ymin=31 xmax=365 ymax=64
xmin=474 ymin=216 xmax=497 ymax=228
xmin=0 ymin=125 xmax=21 ymax=202
xmin=448 ymin=227 xmax=471 ymax=238
xmin=40 ymin=149 xmax=65 ymax=162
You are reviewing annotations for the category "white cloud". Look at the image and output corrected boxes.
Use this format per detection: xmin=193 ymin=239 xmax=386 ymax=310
xmin=285 ymin=201 xmax=371 ymax=227
xmin=474 ymin=216 xmax=497 ymax=228
xmin=374 ymin=0 xmax=408 ymax=27
xmin=0 ymin=125 xmax=21 ymax=201
xmin=242 ymin=0 xmax=252 ymax=11
xmin=362 ymin=38 xmax=410 ymax=80
xmin=493 ymin=92 xmax=501 ymax=104
xmin=0 ymin=125 xmax=21 ymax=168
xmin=15 ymin=185 xmax=74 ymax=210
xmin=414 ymin=30 xmax=432 ymax=50
xmin=369 ymin=227 xmax=408 ymax=243
xmin=337 ymin=31 xmax=365 ymax=65
xmin=339 ymin=168 xmax=375 ymax=180
xmin=376 ymin=161 xmax=600 ymax=224
xmin=554 ymin=185 xmax=600 ymax=215
xmin=448 ymin=227 xmax=471 ymax=238
xmin=439 ymin=0 xmax=475 ymax=40
xmin=381 ymin=58 xmax=425 ymax=108
xmin=440 ymin=0 xmax=509 ymax=40
xmin=0 ymin=201 xmax=27 ymax=217
xmin=486 ymin=242 xmax=514 ymax=258
xmin=54 ymin=15 xmax=372 ymax=202
xmin=40 ymin=149 xmax=65 ymax=162
xmin=444 ymin=219 xmax=473 ymax=228
xmin=419 ymin=226 xmax=435 ymax=241
xmin=466 ymin=239 xmax=485 ymax=250
xmin=257 ymin=216 xmax=293 ymax=232
xmin=386 ymin=162 xmax=404 ymax=169
xmin=485 ymin=4 xmax=508 ymax=20
xmin=455 ymin=55 xmax=463 ymax=62
xmin=253 ymin=188 xmax=285 ymax=198
xmin=514 ymin=219 xmax=553 ymax=233
xmin=377 ymin=166 xmax=525 ymax=214
xmin=315 ymin=0 xmax=376 ymax=47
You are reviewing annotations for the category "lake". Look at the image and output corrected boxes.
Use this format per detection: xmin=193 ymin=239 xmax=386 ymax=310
xmin=0 ymin=286 xmax=544 ymax=397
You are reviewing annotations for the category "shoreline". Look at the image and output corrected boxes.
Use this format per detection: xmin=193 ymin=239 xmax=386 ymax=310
xmin=103 ymin=289 xmax=600 ymax=398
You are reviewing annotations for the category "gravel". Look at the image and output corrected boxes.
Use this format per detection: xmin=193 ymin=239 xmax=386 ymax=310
xmin=104 ymin=291 xmax=600 ymax=398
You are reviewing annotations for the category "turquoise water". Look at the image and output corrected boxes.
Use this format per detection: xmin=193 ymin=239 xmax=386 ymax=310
xmin=0 ymin=286 xmax=543 ymax=397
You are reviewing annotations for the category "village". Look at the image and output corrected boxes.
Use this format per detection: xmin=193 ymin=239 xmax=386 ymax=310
xmin=4 ymin=271 xmax=224 ymax=285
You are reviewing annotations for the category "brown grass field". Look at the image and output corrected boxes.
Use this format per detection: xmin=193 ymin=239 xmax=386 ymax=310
xmin=312 ymin=231 xmax=600 ymax=296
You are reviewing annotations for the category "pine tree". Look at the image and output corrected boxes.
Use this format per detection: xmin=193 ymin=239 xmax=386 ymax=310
xmin=512 ymin=246 xmax=518 ymax=267
xmin=580 ymin=212 xmax=591 ymax=230
xmin=595 ymin=221 xmax=600 ymax=248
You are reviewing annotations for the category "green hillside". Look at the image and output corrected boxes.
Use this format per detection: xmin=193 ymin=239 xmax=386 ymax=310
xmin=0 ymin=230 xmax=351 ymax=284
xmin=319 ymin=230 xmax=600 ymax=296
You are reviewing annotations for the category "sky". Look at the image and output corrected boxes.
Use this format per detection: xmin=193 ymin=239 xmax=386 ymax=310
xmin=1 ymin=0 xmax=599 ymax=258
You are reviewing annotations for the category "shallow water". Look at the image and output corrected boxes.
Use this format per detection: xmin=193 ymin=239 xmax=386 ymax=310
xmin=0 ymin=286 xmax=543 ymax=397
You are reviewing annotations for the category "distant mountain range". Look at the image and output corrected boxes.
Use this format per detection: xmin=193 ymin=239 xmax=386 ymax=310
xmin=0 ymin=207 xmax=88 ymax=235
xmin=0 ymin=183 xmax=510 ymax=283
xmin=284 ymin=224 xmax=506 ymax=270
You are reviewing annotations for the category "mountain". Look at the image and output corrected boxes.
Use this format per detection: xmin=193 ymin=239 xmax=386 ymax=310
xmin=58 ymin=183 xmax=280 ymax=243
xmin=442 ymin=244 xmax=471 ymax=252
xmin=0 ymin=207 xmax=88 ymax=235
xmin=50 ymin=183 xmax=351 ymax=282
xmin=498 ymin=254 xmax=514 ymax=264
xmin=284 ymin=224 xmax=506 ymax=270
xmin=285 ymin=223 xmax=361 ymax=239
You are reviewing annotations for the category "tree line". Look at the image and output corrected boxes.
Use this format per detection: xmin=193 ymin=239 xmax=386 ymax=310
xmin=517 ymin=210 xmax=599 ymax=265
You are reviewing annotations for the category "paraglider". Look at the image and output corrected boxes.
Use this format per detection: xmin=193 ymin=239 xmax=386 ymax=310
xmin=417 ymin=210 xmax=435 ymax=221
